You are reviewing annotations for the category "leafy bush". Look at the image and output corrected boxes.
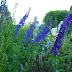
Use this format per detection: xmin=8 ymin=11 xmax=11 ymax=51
xmin=43 ymin=10 xmax=69 ymax=27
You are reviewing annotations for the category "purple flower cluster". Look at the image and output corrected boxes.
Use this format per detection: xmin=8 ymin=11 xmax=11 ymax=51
xmin=14 ymin=8 xmax=31 ymax=38
xmin=0 ymin=0 xmax=7 ymax=28
xmin=50 ymin=13 xmax=72 ymax=55
xmin=32 ymin=18 xmax=52 ymax=43
xmin=19 ymin=7 xmax=31 ymax=26
xmin=32 ymin=26 xmax=50 ymax=43
xmin=24 ymin=17 xmax=38 ymax=43
xmin=15 ymin=24 xmax=22 ymax=37
xmin=1 ymin=23 xmax=3 ymax=28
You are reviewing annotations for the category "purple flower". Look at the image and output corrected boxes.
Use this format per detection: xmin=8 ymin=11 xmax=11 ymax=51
xmin=1 ymin=23 xmax=3 ymax=28
xmin=36 ymin=21 xmax=39 ymax=24
xmin=24 ymin=17 xmax=38 ymax=43
xmin=50 ymin=13 xmax=72 ymax=55
xmin=19 ymin=8 xmax=31 ymax=26
xmin=2 ymin=18 xmax=5 ymax=22
xmin=15 ymin=29 xmax=20 ymax=35
xmin=14 ymin=25 xmax=21 ymax=38
xmin=24 ymin=24 xmax=35 ymax=43
xmin=14 ymin=8 xmax=31 ymax=38
xmin=32 ymin=25 xmax=50 ymax=43
xmin=48 ymin=41 xmax=52 ymax=45
xmin=32 ymin=18 xmax=52 ymax=43
xmin=16 ymin=24 xmax=22 ymax=30
xmin=66 ymin=13 xmax=72 ymax=21
xmin=0 ymin=0 xmax=7 ymax=23
xmin=46 ymin=41 xmax=52 ymax=48
xmin=19 ymin=13 xmax=28 ymax=26
xmin=42 ymin=47 xmax=44 ymax=50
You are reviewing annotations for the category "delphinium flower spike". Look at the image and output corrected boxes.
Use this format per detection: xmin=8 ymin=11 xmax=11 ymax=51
xmin=14 ymin=8 xmax=31 ymax=38
xmin=19 ymin=7 xmax=31 ymax=26
xmin=46 ymin=41 xmax=52 ymax=49
xmin=1 ymin=23 xmax=3 ymax=28
xmin=34 ymin=17 xmax=39 ymax=36
xmin=32 ymin=18 xmax=52 ymax=43
xmin=13 ymin=3 xmax=18 ymax=24
xmin=50 ymin=13 xmax=72 ymax=55
xmin=0 ymin=0 xmax=7 ymax=29
xmin=24 ymin=16 xmax=38 ymax=43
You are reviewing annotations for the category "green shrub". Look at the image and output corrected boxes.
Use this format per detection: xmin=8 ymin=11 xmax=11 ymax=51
xmin=43 ymin=10 xmax=69 ymax=27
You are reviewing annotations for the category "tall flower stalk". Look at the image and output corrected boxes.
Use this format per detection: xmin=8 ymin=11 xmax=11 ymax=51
xmin=0 ymin=0 xmax=7 ymax=25
xmin=50 ymin=13 xmax=72 ymax=55
xmin=14 ymin=8 xmax=31 ymax=38
xmin=32 ymin=18 xmax=52 ymax=43
xmin=19 ymin=7 xmax=31 ymax=26
xmin=24 ymin=16 xmax=38 ymax=43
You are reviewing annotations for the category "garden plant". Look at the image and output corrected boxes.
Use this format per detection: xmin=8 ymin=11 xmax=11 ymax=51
xmin=0 ymin=0 xmax=72 ymax=72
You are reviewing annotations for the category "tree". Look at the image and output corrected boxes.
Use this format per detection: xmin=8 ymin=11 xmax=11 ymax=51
xmin=43 ymin=10 xmax=69 ymax=27
xmin=70 ymin=5 xmax=72 ymax=11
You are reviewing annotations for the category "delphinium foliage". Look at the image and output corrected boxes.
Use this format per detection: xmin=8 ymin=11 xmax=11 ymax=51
xmin=0 ymin=0 xmax=72 ymax=72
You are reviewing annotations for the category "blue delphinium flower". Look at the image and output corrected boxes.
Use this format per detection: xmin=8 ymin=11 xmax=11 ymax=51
xmin=42 ymin=46 xmax=45 ymax=50
xmin=1 ymin=23 xmax=3 ymax=28
xmin=32 ymin=18 xmax=52 ymax=43
xmin=16 ymin=24 xmax=22 ymax=30
xmin=19 ymin=7 xmax=31 ymax=26
xmin=66 ymin=13 xmax=72 ymax=21
xmin=46 ymin=41 xmax=52 ymax=49
xmin=0 ymin=1 xmax=6 ymax=28
xmin=14 ymin=24 xmax=22 ymax=38
xmin=0 ymin=0 xmax=7 ymax=23
xmin=50 ymin=13 xmax=72 ymax=55
xmin=14 ymin=8 xmax=31 ymax=38
xmin=34 ymin=19 xmax=39 ymax=36
xmin=42 ymin=44 xmax=45 ymax=51
xmin=24 ymin=16 xmax=38 ymax=43
xmin=32 ymin=26 xmax=50 ymax=43
xmin=35 ymin=21 xmax=39 ymax=31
